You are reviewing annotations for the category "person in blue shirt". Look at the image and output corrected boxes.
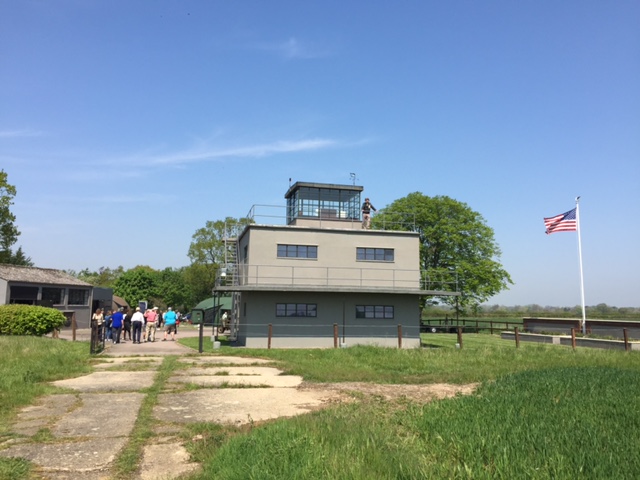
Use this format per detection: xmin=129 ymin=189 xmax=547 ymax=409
xmin=162 ymin=307 xmax=177 ymax=342
xmin=110 ymin=308 xmax=124 ymax=344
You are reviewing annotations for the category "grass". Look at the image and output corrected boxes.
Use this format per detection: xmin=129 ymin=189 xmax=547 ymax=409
xmin=184 ymin=366 xmax=640 ymax=479
xmin=2 ymin=334 xmax=640 ymax=479
xmin=0 ymin=336 xmax=92 ymax=478
xmin=180 ymin=333 xmax=640 ymax=384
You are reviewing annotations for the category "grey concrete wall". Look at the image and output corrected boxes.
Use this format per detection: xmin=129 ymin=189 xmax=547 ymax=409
xmin=236 ymin=291 xmax=420 ymax=348
xmin=0 ymin=279 xmax=7 ymax=304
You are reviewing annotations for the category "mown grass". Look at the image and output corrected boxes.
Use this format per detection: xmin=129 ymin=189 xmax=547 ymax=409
xmin=180 ymin=334 xmax=640 ymax=384
xmin=3 ymin=335 xmax=640 ymax=479
xmin=184 ymin=366 xmax=640 ymax=479
xmin=0 ymin=336 xmax=91 ymax=478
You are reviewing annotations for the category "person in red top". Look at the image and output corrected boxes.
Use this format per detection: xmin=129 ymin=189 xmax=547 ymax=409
xmin=144 ymin=307 xmax=158 ymax=342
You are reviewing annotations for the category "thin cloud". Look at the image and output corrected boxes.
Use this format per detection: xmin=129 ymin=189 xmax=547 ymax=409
xmin=114 ymin=137 xmax=339 ymax=167
xmin=257 ymin=37 xmax=331 ymax=60
xmin=0 ymin=129 xmax=44 ymax=138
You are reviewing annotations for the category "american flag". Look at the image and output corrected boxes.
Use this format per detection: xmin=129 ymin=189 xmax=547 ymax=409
xmin=544 ymin=208 xmax=577 ymax=234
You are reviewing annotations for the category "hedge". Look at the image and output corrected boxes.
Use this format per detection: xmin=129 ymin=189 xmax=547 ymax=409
xmin=0 ymin=304 xmax=66 ymax=336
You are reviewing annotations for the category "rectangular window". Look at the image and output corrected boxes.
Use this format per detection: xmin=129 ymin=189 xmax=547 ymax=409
xmin=68 ymin=289 xmax=89 ymax=305
xmin=276 ymin=303 xmax=317 ymax=317
xmin=277 ymin=244 xmax=318 ymax=259
xmin=355 ymin=305 xmax=394 ymax=319
xmin=42 ymin=287 xmax=64 ymax=305
xmin=356 ymin=247 xmax=394 ymax=262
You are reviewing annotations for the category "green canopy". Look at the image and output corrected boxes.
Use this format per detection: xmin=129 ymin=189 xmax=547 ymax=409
xmin=190 ymin=296 xmax=232 ymax=325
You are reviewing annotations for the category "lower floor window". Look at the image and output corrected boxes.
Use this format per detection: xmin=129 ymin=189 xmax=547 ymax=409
xmin=356 ymin=305 xmax=394 ymax=319
xmin=68 ymin=289 xmax=89 ymax=306
xmin=276 ymin=303 xmax=317 ymax=317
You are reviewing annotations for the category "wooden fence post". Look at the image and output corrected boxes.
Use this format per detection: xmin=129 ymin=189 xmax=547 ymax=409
xmin=71 ymin=313 xmax=77 ymax=342
xmin=571 ymin=328 xmax=576 ymax=350
xmin=490 ymin=321 xmax=493 ymax=335
xmin=624 ymin=328 xmax=630 ymax=352
xmin=267 ymin=323 xmax=272 ymax=349
xmin=333 ymin=323 xmax=338 ymax=348
xmin=397 ymin=324 xmax=402 ymax=349
xmin=456 ymin=327 xmax=463 ymax=350
xmin=514 ymin=327 xmax=520 ymax=348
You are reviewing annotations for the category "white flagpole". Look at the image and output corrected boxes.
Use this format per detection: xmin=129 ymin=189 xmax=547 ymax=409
xmin=576 ymin=196 xmax=587 ymax=334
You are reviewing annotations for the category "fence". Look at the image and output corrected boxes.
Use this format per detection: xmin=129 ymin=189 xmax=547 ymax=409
xmin=421 ymin=318 xmax=523 ymax=334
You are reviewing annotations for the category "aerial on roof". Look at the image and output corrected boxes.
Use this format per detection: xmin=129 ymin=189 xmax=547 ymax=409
xmin=0 ymin=264 xmax=91 ymax=287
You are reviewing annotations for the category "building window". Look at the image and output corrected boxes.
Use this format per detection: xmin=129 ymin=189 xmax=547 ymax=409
xmin=356 ymin=305 xmax=394 ymax=319
xmin=276 ymin=303 xmax=317 ymax=317
xmin=42 ymin=287 xmax=64 ymax=305
xmin=356 ymin=247 xmax=394 ymax=262
xmin=9 ymin=286 xmax=38 ymax=305
xmin=68 ymin=289 xmax=89 ymax=306
xmin=277 ymin=244 xmax=318 ymax=259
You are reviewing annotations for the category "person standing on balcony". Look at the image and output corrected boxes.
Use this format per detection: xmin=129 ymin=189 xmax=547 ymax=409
xmin=361 ymin=197 xmax=377 ymax=229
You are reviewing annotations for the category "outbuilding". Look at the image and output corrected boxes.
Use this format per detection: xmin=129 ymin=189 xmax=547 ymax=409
xmin=0 ymin=264 xmax=94 ymax=328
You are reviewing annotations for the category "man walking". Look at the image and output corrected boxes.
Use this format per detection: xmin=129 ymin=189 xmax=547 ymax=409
xmin=163 ymin=307 xmax=177 ymax=342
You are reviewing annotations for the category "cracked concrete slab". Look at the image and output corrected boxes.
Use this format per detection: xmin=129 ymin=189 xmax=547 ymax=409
xmin=53 ymin=393 xmax=144 ymax=438
xmin=13 ymin=394 xmax=79 ymax=436
xmin=0 ymin=437 xmax=128 ymax=472
xmin=138 ymin=440 xmax=200 ymax=480
xmin=52 ymin=371 xmax=155 ymax=392
xmin=154 ymin=388 xmax=334 ymax=425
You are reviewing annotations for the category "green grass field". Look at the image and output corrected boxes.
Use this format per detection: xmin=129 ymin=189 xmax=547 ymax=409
xmin=2 ymin=334 xmax=640 ymax=479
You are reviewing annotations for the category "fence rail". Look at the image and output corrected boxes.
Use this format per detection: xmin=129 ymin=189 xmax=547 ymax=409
xmin=421 ymin=318 xmax=523 ymax=334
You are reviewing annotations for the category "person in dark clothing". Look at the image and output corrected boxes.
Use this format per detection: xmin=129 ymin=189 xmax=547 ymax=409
xmin=122 ymin=309 xmax=132 ymax=341
xmin=361 ymin=197 xmax=377 ymax=229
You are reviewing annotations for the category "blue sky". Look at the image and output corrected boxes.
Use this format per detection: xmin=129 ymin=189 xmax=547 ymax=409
xmin=1 ymin=1 xmax=638 ymax=307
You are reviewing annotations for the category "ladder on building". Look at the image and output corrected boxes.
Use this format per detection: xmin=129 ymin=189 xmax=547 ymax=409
xmin=223 ymin=234 xmax=241 ymax=342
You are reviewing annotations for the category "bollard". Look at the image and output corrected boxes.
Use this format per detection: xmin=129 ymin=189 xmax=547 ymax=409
xmin=333 ymin=323 xmax=338 ymax=348
xmin=514 ymin=327 xmax=520 ymax=348
xmin=456 ymin=327 xmax=463 ymax=350
xmin=268 ymin=323 xmax=272 ymax=349
xmin=571 ymin=328 xmax=576 ymax=350
xmin=397 ymin=324 xmax=402 ymax=349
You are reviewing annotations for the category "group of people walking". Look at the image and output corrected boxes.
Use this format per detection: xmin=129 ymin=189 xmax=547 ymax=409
xmin=92 ymin=306 xmax=180 ymax=345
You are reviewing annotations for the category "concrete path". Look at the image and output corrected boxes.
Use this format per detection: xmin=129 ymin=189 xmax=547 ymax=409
xmin=0 ymin=340 xmax=336 ymax=480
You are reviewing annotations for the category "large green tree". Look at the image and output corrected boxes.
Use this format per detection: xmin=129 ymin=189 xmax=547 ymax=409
xmin=187 ymin=216 xmax=253 ymax=300
xmin=0 ymin=169 xmax=31 ymax=265
xmin=374 ymin=192 xmax=512 ymax=313
xmin=112 ymin=266 xmax=159 ymax=309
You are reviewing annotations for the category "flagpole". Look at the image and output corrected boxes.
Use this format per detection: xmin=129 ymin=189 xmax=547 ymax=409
xmin=576 ymin=196 xmax=587 ymax=334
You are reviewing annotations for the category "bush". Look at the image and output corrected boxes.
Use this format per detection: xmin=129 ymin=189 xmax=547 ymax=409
xmin=0 ymin=305 xmax=66 ymax=336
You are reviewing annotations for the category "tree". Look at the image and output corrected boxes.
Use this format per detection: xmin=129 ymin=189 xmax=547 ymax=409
xmin=154 ymin=267 xmax=193 ymax=311
xmin=375 ymin=192 xmax=512 ymax=314
xmin=112 ymin=266 xmax=159 ymax=308
xmin=187 ymin=216 xmax=253 ymax=301
xmin=0 ymin=170 xmax=22 ymax=264
xmin=74 ymin=266 xmax=124 ymax=287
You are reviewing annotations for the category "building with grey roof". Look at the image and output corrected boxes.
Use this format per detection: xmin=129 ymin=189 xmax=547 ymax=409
xmin=0 ymin=264 xmax=95 ymax=329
